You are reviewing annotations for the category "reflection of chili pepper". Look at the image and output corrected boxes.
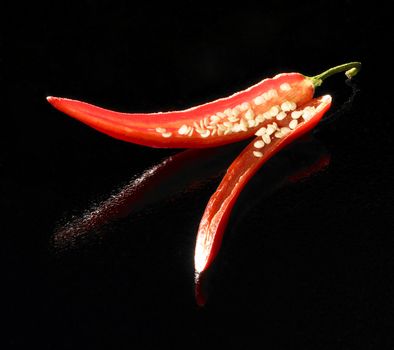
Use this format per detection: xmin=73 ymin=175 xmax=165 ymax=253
xmin=287 ymin=152 xmax=331 ymax=183
xmin=52 ymin=144 xmax=244 ymax=251
xmin=47 ymin=63 xmax=360 ymax=148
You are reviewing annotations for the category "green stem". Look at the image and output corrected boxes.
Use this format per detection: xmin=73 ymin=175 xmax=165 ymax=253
xmin=308 ymin=62 xmax=362 ymax=87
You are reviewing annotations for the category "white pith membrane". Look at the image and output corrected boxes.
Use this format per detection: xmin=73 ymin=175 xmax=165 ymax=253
xmin=155 ymin=81 xmax=309 ymax=139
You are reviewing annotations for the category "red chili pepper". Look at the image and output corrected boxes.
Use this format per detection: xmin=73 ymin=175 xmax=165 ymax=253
xmin=46 ymin=63 xmax=360 ymax=149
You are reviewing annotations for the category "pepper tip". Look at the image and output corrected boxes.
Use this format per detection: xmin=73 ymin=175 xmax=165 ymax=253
xmin=46 ymin=96 xmax=55 ymax=104
xmin=46 ymin=96 xmax=62 ymax=108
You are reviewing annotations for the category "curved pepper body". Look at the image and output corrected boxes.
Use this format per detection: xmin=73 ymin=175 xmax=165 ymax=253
xmin=194 ymin=95 xmax=332 ymax=273
xmin=47 ymin=73 xmax=314 ymax=148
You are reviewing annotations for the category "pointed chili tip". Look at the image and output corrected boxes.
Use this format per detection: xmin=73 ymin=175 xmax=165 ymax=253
xmin=46 ymin=96 xmax=57 ymax=105
xmin=47 ymin=96 xmax=66 ymax=110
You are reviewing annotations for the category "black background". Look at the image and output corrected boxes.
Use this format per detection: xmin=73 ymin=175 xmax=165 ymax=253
xmin=2 ymin=1 xmax=393 ymax=348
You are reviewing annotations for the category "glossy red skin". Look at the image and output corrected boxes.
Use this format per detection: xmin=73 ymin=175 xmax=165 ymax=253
xmin=47 ymin=73 xmax=313 ymax=148
xmin=194 ymin=95 xmax=332 ymax=273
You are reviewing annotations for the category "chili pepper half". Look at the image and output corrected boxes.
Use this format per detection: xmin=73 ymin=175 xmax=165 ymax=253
xmin=192 ymin=62 xmax=361 ymax=273
xmin=47 ymin=63 xmax=360 ymax=149
xmin=194 ymin=94 xmax=332 ymax=273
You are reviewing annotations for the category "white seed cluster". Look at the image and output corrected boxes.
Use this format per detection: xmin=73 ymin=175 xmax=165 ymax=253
xmin=175 ymin=101 xmax=263 ymax=138
xmin=154 ymin=84 xmax=315 ymax=140
xmin=252 ymin=104 xmax=318 ymax=158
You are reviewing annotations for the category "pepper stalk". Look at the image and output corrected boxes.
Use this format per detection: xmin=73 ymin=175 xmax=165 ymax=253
xmin=308 ymin=62 xmax=362 ymax=87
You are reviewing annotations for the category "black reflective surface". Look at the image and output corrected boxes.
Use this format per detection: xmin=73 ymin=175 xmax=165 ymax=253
xmin=2 ymin=1 xmax=393 ymax=347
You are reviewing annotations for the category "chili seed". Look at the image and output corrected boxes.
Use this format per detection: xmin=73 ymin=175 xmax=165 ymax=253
xmin=232 ymin=107 xmax=241 ymax=117
xmin=274 ymin=131 xmax=283 ymax=138
xmin=210 ymin=115 xmax=221 ymax=123
xmin=253 ymin=95 xmax=265 ymax=105
xmin=200 ymin=130 xmax=210 ymax=138
xmin=253 ymin=151 xmax=263 ymax=158
xmin=224 ymin=108 xmax=233 ymax=117
xmin=228 ymin=116 xmax=240 ymax=123
xmin=255 ymin=127 xmax=266 ymax=136
xmin=268 ymin=106 xmax=280 ymax=117
xmin=255 ymin=114 xmax=265 ymax=123
xmin=240 ymin=102 xmax=250 ymax=111
xmin=262 ymin=134 xmax=271 ymax=144
xmin=289 ymin=119 xmax=298 ymax=129
xmin=266 ymin=124 xmax=276 ymax=135
xmin=254 ymin=140 xmax=265 ymax=148
xmin=276 ymin=111 xmax=287 ymax=121
xmin=239 ymin=119 xmax=248 ymax=131
xmin=178 ymin=124 xmax=189 ymax=135
xmin=245 ymin=109 xmax=255 ymax=120
xmin=248 ymin=120 xmax=256 ymax=128
xmin=291 ymin=110 xmax=303 ymax=119
xmin=281 ymin=101 xmax=293 ymax=112
xmin=280 ymin=83 xmax=291 ymax=91
xmin=268 ymin=89 xmax=278 ymax=99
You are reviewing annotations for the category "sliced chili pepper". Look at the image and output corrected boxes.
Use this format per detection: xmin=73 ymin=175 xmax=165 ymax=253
xmin=194 ymin=95 xmax=332 ymax=273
